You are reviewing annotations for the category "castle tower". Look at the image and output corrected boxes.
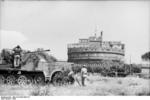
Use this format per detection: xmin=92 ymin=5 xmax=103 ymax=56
xmin=67 ymin=30 xmax=125 ymax=64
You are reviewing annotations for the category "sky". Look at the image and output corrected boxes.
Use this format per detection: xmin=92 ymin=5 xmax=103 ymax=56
xmin=0 ymin=0 xmax=150 ymax=64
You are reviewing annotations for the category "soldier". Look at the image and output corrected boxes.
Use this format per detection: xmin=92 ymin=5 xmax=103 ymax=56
xmin=68 ymin=70 xmax=75 ymax=84
xmin=12 ymin=45 xmax=22 ymax=68
xmin=81 ymin=65 xmax=88 ymax=86
xmin=68 ymin=69 xmax=81 ymax=86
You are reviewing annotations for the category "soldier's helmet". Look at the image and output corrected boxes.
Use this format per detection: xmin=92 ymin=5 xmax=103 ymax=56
xmin=16 ymin=45 xmax=21 ymax=49
xmin=83 ymin=65 xmax=86 ymax=68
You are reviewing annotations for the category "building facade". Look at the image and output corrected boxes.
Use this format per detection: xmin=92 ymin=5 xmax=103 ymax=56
xmin=67 ymin=31 xmax=125 ymax=64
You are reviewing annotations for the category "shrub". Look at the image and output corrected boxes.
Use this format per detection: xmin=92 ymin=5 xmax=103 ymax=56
xmin=72 ymin=61 xmax=127 ymax=77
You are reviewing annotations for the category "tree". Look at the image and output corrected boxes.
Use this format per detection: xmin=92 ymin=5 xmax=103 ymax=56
xmin=1 ymin=49 xmax=13 ymax=64
xmin=141 ymin=51 xmax=150 ymax=61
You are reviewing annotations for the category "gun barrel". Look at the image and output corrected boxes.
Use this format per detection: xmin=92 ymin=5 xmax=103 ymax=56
xmin=44 ymin=49 xmax=50 ymax=52
xmin=25 ymin=49 xmax=50 ymax=54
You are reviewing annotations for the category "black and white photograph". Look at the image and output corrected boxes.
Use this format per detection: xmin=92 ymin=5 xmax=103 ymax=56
xmin=0 ymin=0 xmax=150 ymax=97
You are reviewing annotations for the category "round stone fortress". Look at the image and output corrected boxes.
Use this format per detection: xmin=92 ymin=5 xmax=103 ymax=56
xmin=67 ymin=31 xmax=125 ymax=64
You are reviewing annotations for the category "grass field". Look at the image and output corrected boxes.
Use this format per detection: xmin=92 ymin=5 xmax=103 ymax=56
xmin=0 ymin=74 xmax=149 ymax=96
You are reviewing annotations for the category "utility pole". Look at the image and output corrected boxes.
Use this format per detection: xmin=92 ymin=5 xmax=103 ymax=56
xmin=130 ymin=55 xmax=132 ymax=75
xmin=94 ymin=26 xmax=97 ymax=37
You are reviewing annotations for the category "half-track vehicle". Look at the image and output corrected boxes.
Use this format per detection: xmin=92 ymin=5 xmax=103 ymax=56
xmin=0 ymin=47 xmax=71 ymax=85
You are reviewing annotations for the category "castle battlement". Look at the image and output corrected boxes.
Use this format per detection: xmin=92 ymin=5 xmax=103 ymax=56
xmin=67 ymin=31 xmax=125 ymax=64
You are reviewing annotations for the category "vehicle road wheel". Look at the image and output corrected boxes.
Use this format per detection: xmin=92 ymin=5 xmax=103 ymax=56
xmin=27 ymin=76 xmax=33 ymax=85
xmin=34 ymin=75 xmax=45 ymax=85
xmin=52 ymin=72 xmax=64 ymax=86
xmin=6 ymin=75 xmax=16 ymax=85
xmin=17 ymin=75 xmax=28 ymax=86
xmin=0 ymin=75 xmax=5 ymax=84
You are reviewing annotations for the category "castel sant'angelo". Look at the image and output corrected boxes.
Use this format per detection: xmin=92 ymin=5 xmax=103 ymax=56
xmin=67 ymin=31 xmax=125 ymax=65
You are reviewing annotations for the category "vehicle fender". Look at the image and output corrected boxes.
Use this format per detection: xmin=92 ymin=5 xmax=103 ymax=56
xmin=49 ymin=69 xmax=63 ymax=81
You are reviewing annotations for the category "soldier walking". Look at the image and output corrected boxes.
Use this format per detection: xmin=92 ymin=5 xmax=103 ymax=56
xmin=81 ymin=65 xmax=88 ymax=86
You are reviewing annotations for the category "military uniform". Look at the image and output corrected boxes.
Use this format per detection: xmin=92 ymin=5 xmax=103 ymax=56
xmin=12 ymin=45 xmax=22 ymax=68
xmin=81 ymin=66 xmax=88 ymax=86
xmin=68 ymin=71 xmax=75 ymax=84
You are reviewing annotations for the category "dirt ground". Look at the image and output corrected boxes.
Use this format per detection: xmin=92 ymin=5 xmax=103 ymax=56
xmin=0 ymin=75 xmax=150 ymax=96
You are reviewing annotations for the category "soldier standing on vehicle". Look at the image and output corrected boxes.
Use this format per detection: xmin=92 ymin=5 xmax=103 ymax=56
xmin=81 ymin=65 xmax=88 ymax=86
xmin=12 ymin=45 xmax=22 ymax=68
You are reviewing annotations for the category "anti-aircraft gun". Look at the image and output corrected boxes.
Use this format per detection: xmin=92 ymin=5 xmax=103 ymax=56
xmin=0 ymin=48 xmax=66 ymax=85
